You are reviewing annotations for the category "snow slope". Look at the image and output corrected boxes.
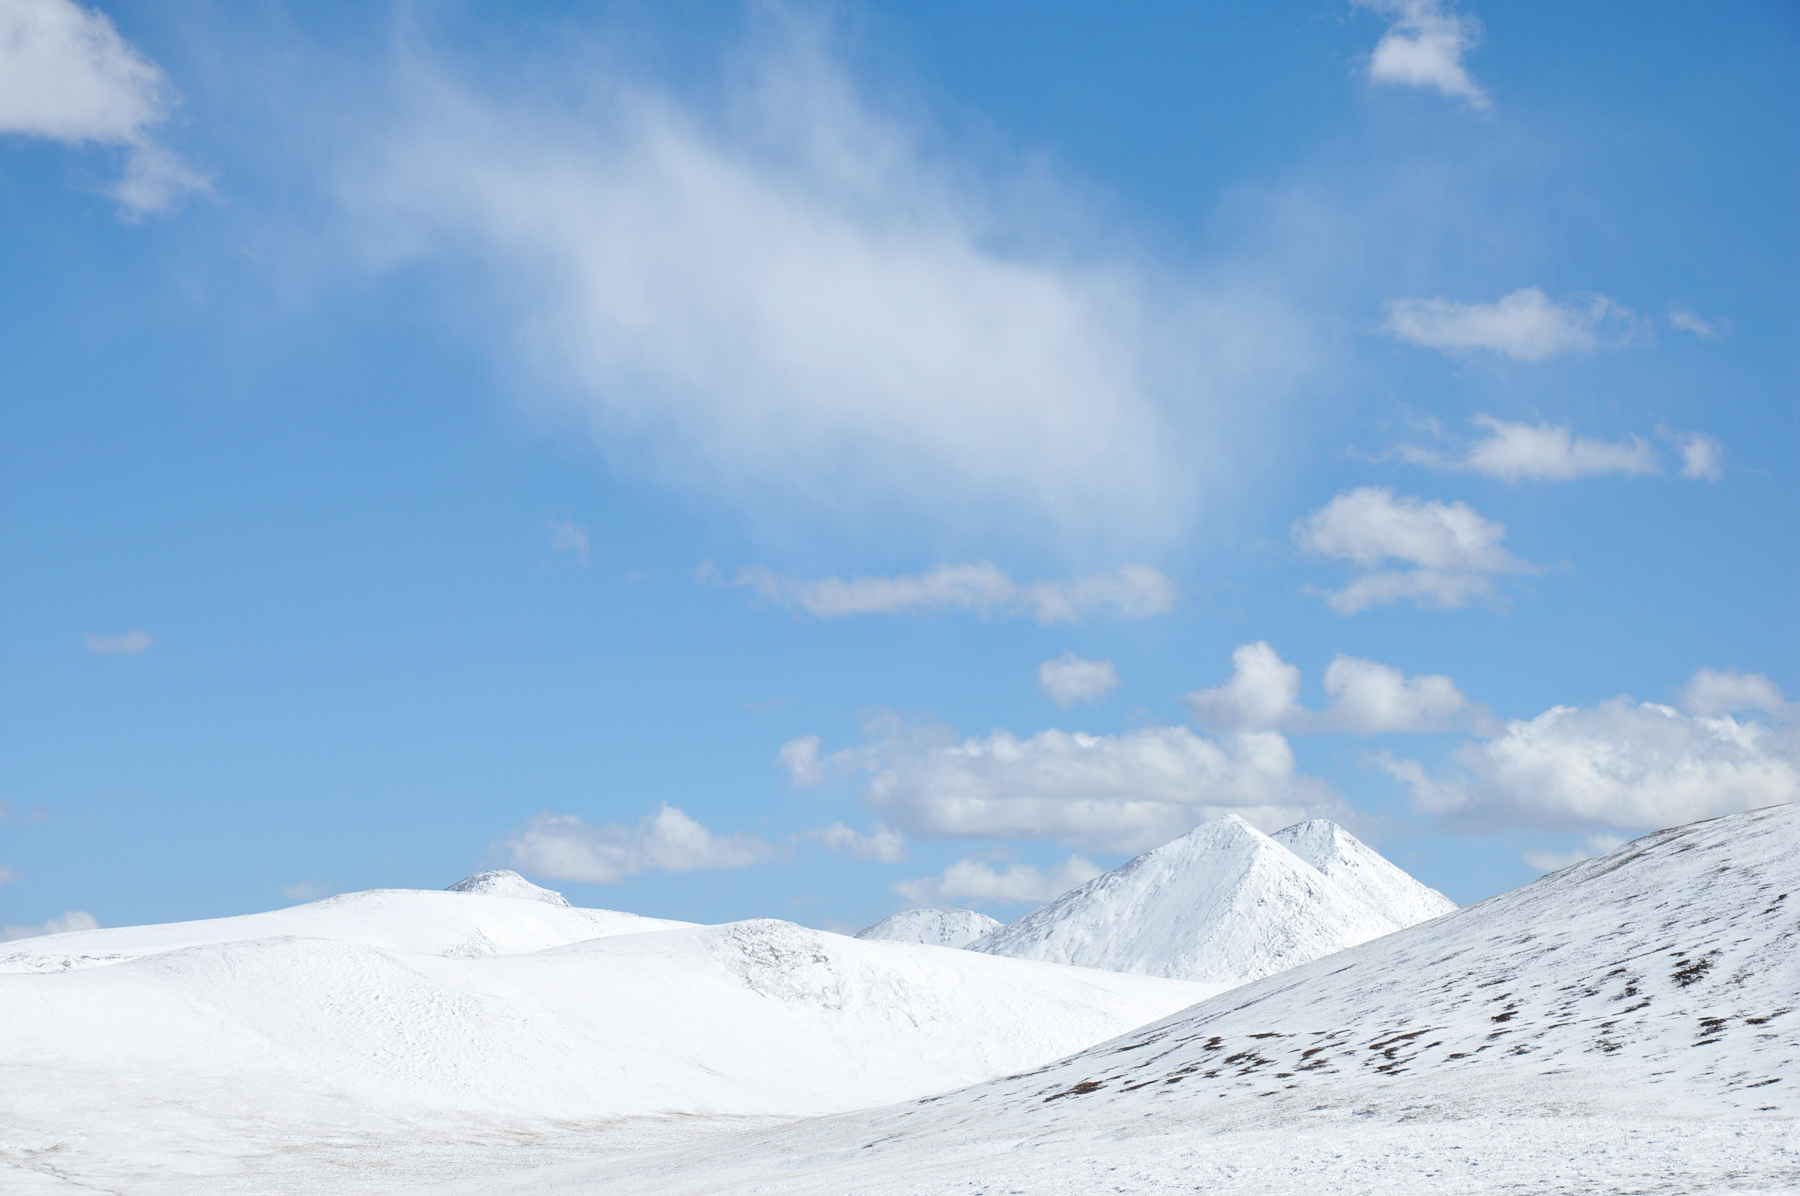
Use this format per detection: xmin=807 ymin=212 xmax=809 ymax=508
xmin=0 ymin=910 xmax=1214 ymax=1193
xmin=854 ymin=908 xmax=1001 ymax=948
xmin=0 ymin=872 xmax=688 ymax=973
xmin=417 ymin=804 xmax=1799 ymax=1196
xmin=1272 ymin=819 xmax=1457 ymax=927
xmin=969 ymin=814 xmax=1400 ymax=983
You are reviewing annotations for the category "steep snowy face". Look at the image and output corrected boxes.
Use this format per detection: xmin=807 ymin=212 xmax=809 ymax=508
xmin=968 ymin=815 xmax=1398 ymax=983
xmin=1271 ymin=820 xmax=1456 ymax=928
xmin=445 ymin=870 xmax=572 ymax=906
xmin=854 ymin=909 xmax=1002 ymax=948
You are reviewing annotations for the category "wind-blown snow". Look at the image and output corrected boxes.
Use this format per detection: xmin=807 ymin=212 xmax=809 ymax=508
xmin=969 ymin=814 xmax=1400 ymax=983
xmin=0 ymin=902 xmax=1212 ymax=1193
xmin=854 ymin=908 xmax=1001 ymax=948
xmin=1271 ymin=819 xmax=1456 ymax=927
xmin=409 ymin=804 xmax=1800 ymax=1196
xmin=444 ymin=869 xmax=573 ymax=906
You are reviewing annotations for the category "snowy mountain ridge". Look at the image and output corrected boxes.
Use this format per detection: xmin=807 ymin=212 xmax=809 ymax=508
xmin=854 ymin=908 xmax=1002 ymax=948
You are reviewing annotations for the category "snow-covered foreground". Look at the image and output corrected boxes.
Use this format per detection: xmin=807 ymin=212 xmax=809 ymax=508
xmin=406 ymin=804 xmax=1800 ymax=1196
xmin=0 ymin=886 xmax=1216 ymax=1194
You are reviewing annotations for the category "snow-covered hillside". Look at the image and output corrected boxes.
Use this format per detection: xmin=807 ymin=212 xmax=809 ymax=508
xmin=0 ymin=891 xmax=1214 ymax=1194
xmin=419 ymin=804 xmax=1798 ymax=1196
xmin=854 ymin=908 xmax=1001 ymax=948
xmin=0 ymin=871 xmax=687 ymax=973
xmin=1271 ymin=819 xmax=1457 ymax=927
xmin=969 ymin=815 xmax=1403 ymax=983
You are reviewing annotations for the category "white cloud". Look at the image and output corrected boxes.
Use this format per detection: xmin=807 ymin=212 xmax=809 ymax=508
xmin=893 ymin=853 xmax=1102 ymax=908
xmin=1679 ymin=668 xmax=1796 ymax=722
xmin=1395 ymin=416 xmax=1661 ymax=482
xmin=1293 ymin=487 xmax=1533 ymax=614
xmin=1381 ymin=288 xmax=1634 ymax=360
xmin=83 ymin=629 xmax=154 ymax=656
xmin=733 ymin=563 xmax=1175 ymax=624
xmin=1668 ymin=307 xmax=1728 ymax=339
xmin=502 ymin=804 xmax=772 ymax=884
xmin=1183 ymin=641 xmax=1304 ymax=732
xmin=777 ymin=734 xmax=826 ymax=784
xmin=1658 ymin=427 xmax=1725 ymax=482
xmin=1521 ymin=833 xmax=1627 ymax=873
xmin=802 ymin=822 xmax=907 ymax=863
xmin=1383 ymin=699 xmax=1800 ymax=831
xmin=790 ymin=715 xmax=1340 ymax=853
xmin=280 ymin=879 xmax=333 ymax=901
xmin=1320 ymin=654 xmax=1493 ymax=734
xmin=2 ymin=910 xmax=99 ymax=941
xmin=0 ymin=864 xmax=21 ymax=885
xmin=0 ymin=0 xmax=207 ymax=216
xmin=345 ymin=13 xmax=1315 ymax=550
xmin=1360 ymin=0 xmax=1490 ymax=108
xmin=1038 ymin=653 xmax=1122 ymax=708
xmin=547 ymin=517 xmax=590 ymax=564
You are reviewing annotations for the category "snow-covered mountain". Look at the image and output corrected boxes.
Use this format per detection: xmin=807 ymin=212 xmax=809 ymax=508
xmin=415 ymin=803 xmax=1800 ymax=1196
xmin=968 ymin=815 xmax=1402 ymax=983
xmin=854 ymin=908 xmax=1002 ymax=948
xmin=444 ymin=868 xmax=573 ymax=905
xmin=1271 ymin=819 xmax=1456 ymax=927
xmin=0 ymin=889 xmax=1215 ymax=1194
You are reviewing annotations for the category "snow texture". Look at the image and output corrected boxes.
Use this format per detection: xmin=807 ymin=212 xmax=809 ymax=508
xmin=404 ymin=803 xmax=1800 ymax=1196
xmin=0 ymin=896 xmax=1213 ymax=1193
xmin=1271 ymin=818 xmax=1457 ymax=927
xmin=853 ymin=908 xmax=1002 ymax=948
xmin=443 ymin=869 xmax=572 ymax=906
xmin=968 ymin=814 xmax=1402 ymax=983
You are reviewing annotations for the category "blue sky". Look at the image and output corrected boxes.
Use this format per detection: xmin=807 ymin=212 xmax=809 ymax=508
xmin=2 ymin=0 xmax=1795 ymax=936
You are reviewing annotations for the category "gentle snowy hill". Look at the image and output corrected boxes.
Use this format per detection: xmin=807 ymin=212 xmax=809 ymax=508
xmin=0 ymin=908 xmax=1214 ymax=1193
xmin=969 ymin=814 xmax=1399 ymax=983
xmin=854 ymin=908 xmax=1001 ymax=948
xmin=1271 ymin=819 xmax=1456 ymax=927
xmin=436 ymin=804 xmax=1799 ymax=1196
xmin=0 ymin=874 xmax=688 ymax=973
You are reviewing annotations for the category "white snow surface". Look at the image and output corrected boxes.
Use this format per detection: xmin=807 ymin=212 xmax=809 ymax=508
xmin=443 ymin=869 xmax=572 ymax=905
xmin=1272 ymin=818 xmax=1458 ymax=927
xmin=853 ymin=908 xmax=1002 ymax=948
xmin=0 ymin=882 xmax=689 ymax=974
xmin=969 ymin=814 xmax=1402 ymax=983
xmin=0 ymin=903 xmax=1214 ymax=1193
xmin=403 ymin=803 xmax=1800 ymax=1196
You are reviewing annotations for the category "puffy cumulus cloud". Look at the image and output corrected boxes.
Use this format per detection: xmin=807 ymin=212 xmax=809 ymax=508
xmin=776 ymin=734 xmax=826 ymax=785
xmin=1659 ymin=427 xmax=1725 ymax=482
xmin=0 ymin=0 xmax=208 ymax=216
xmin=1038 ymin=653 xmax=1122 ymax=708
xmin=1394 ymin=416 xmax=1661 ymax=482
xmin=347 ymin=13 xmax=1315 ymax=552
xmin=893 ymin=853 xmax=1102 ymax=908
xmin=1321 ymin=654 xmax=1495 ymax=734
xmin=83 ymin=629 xmax=154 ymax=656
xmin=1359 ymin=0 xmax=1490 ymax=108
xmin=1521 ymin=833 xmax=1627 ymax=874
xmin=784 ymin=716 xmax=1341 ymax=853
xmin=2 ymin=910 xmax=100 ymax=941
xmin=732 ymin=563 xmax=1174 ymax=624
xmin=1679 ymin=668 xmax=1796 ymax=722
xmin=1293 ymin=487 xmax=1534 ymax=614
xmin=1183 ymin=641 xmax=1304 ymax=732
xmin=1382 ymin=700 xmax=1800 ymax=832
xmin=502 ymin=804 xmax=772 ymax=884
xmin=802 ymin=822 xmax=907 ymax=863
xmin=1381 ymin=289 xmax=1636 ymax=361
xmin=546 ymin=517 xmax=590 ymax=565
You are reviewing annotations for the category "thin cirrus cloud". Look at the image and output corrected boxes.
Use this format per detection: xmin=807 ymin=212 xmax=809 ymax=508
xmin=728 ymin=563 xmax=1175 ymax=624
xmin=1359 ymin=0 xmax=1491 ymax=109
xmin=343 ymin=11 xmax=1316 ymax=551
xmin=778 ymin=714 xmax=1342 ymax=854
xmin=1037 ymin=653 xmax=1122 ymax=708
xmin=1668 ymin=307 xmax=1729 ymax=340
xmin=1381 ymin=288 xmax=1637 ymax=361
xmin=892 ymin=853 xmax=1102 ymax=909
xmin=1391 ymin=416 xmax=1723 ymax=484
xmin=546 ymin=517 xmax=590 ymax=565
xmin=1182 ymin=640 xmax=1495 ymax=735
xmin=501 ymin=804 xmax=772 ymax=884
xmin=1381 ymin=670 xmax=1800 ymax=832
xmin=1293 ymin=487 xmax=1536 ymax=614
xmin=83 ymin=629 xmax=155 ymax=656
xmin=0 ymin=0 xmax=209 ymax=216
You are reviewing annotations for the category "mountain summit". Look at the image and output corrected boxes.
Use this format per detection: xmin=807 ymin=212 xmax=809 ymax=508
xmin=443 ymin=870 xmax=572 ymax=907
xmin=855 ymin=909 xmax=1003 ymax=949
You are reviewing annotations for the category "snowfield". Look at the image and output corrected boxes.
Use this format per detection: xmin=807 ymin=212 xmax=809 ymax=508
xmin=402 ymin=804 xmax=1800 ymax=1196
xmin=853 ymin=907 xmax=1002 ymax=948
